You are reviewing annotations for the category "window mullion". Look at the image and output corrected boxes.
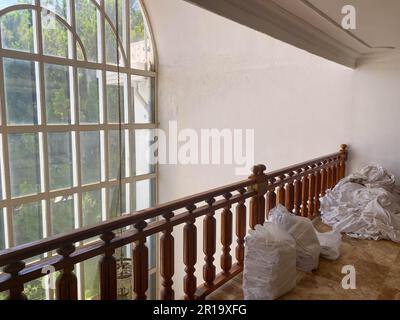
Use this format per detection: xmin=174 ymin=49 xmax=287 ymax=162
xmin=35 ymin=0 xmax=53 ymax=300
xmin=0 ymin=48 xmax=156 ymax=77
xmin=34 ymin=0 xmax=51 ymax=240
xmin=0 ymin=12 xmax=14 ymax=249
xmin=68 ymin=0 xmax=85 ymax=300
xmin=124 ymin=0 xmax=130 ymax=69
xmin=0 ymin=0 xmax=158 ymax=300
xmin=125 ymin=0 xmax=132 ymax=217
xmin=99 ymin=0 xmax=109 ymax=223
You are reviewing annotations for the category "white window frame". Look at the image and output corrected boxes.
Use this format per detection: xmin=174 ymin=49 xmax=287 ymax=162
xmin=0 ymin=0 xmax=158 ymax=300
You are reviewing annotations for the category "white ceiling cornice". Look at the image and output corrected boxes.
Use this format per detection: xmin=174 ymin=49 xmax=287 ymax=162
xmin=184 ymin=0 xmax=397 ymax=68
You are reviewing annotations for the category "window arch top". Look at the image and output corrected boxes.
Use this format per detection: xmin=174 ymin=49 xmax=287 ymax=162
xmin=0 ymin=0 xmax=156 ymax=71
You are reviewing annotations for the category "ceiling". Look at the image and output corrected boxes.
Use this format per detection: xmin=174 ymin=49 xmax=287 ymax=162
xmin=185 ymin=0 xmax=400 ymax=68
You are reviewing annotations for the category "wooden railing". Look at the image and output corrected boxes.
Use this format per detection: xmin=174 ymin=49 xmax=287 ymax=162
xmin=0 ymin=145 xmax=348 ymax=300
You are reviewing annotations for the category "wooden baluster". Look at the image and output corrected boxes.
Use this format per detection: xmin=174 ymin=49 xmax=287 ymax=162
xmin=315 ymin=169 xmax=322 ymax=213
xmin=285 ymin=175 xmax=294 ymax=213
xmin=184 ymin=204 xmax=197 ymax=300
xmin=132 ymin=220 xmax=148 ymax=300
xmin=266 ymin=188 xmax=276 ymax=218
xmin=293 ymin=178 xmax=300 ymax=215
xmin=336 ymin=161 xmax=341 ymax=183
xmin=203 ymin=199 xmax=216 ymax=288
xmin=301 ymin=174 xmax=309 ymax=217
xmin=99 ymin=231 xmax=117 ymax=300
xmin=320 ymin=166 xmax=327 ymax=196
xmin=221 ymin=193 xmax=233 ymax=274
xmin=308 ymin=172 xmax=315 ymax=219
xmin=4 ymin=261 xmax=26 ymax=300
xmin=236 ymin=188 xmax=246 ymax=267
xmin=276 ymin=176 xmax=285 ymax=206
xmin=258 ymin=192 xmax=266 ymax=225
xmin=339 ymin=144 xmax=348 ymax=179
xmin=56 ymin=244 xmax=78 ymax=300
xmin=249 ymin=166 xmax=260 ymax=229
xmin=258 ymin=165 xmax=268 ymax=225
xmin=332 ymin=162 xmax=338 ymax=187
xmin=249 ymin=191 xmax=258 ymax=230
xmin=161 ymin=212 xmax=175 ymax=300
xmin=248 ymin=165 xmax=268 ymax=227
xmin=327 ymin=163 xmax=333 ymax=189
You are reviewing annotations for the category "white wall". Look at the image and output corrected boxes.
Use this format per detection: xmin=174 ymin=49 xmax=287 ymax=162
xmin=143 ymin=0 xmax=400 ymax=298
xmin=348 ymin=53 xmax=400 ymax=178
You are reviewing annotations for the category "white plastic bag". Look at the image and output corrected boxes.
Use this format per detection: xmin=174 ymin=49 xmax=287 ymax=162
xmin=269 ymin=205 xmax=320 ymax=272
xmin=315 ymin=230 xmax=342 ymax=260
xmin=243 ymin=222 xmax=296 ymax=300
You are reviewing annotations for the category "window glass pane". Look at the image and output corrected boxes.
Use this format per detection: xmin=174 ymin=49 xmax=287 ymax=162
xmin=131 ymin=179 xmax=155 ymax=211
xmin=75 ymin=0 xmax=98 ymax=62
xmin=80 ymin=131 xmax=101 ymax=185
xmin=13 ymin=201 xmax=42 ymax=246
xmin=109 ymin=185 xmax=125 ymax=218
xmin=0 ymin=291 xmax=8 ymax=300
xmin=78 ymin=68 xmax=100 ymax=123
xmin=77 ymin=43 xmax=85 ymax=60
xmin=1 ymin=9 xmax=35 ymax=53
xmin=9 ymin=133 xmax=40 ymax=197
xmin=42 ymin=0 xmax=67 ymax=19
xmin=82 ymin=190 xmax=102 ymax=226
xmin=0 ymin=1 xmax=34 ymax=10
xmin=105 ymin=0 xmax=123 ymax=41
xmin=24 ymin=278 xmax=46 ymax=300
xmin=84 ymin=256 xmax=100 ymax=300
xmin=48 ymin=132 xmax=72 ymax=190
xmin=130 ymin=0 xmax=153 ymax=70
xmin=109 ymin=130 xmax=126 ymax=180
xmin=148 ymin=234 xmax=156 ymax=269
xmin=105 ymin=22 xmax=119 ymax=66
xmin=0 ymin=181 xmax=2 ymax=202
xmin=51 ymin=195 xmax=74 ymax=234
xmin=132 ymin=76 xmax=153 ymax=123
xmin=42 ymin=11 xmax=68 ymax=58
xmin=45 ymin=64 xmax=71 ymax=124
xmin=132 ymin=129 xmax=155 ymax=176
xmin=4 ymin=58 xmax=37 ymax=125
xmin=0 ymin=209 xmax=5 ymax=250
xmin=106 ymin=72 xmax=126 ymax=123
xmin=116 ymin=246 xmax=133 ymax=300
xmin=148 ymin=272 xmax=156 ymax=300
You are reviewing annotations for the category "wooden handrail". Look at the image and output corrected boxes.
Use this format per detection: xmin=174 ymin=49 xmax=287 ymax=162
xmin=0 ymin=144 xmax=348 ymax=300
xmin=267 ymin=152 xmax=341 ymax=179
xmin=0 ymin=178 xmax=257 ymax=267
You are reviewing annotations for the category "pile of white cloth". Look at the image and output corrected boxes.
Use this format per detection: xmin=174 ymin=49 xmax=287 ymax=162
xmin=320 ymin=164 xmax=400 ymax=242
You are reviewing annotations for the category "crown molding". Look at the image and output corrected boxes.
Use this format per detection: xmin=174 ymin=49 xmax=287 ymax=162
xmin=357 ymin=50 xmax=400 ymax=66
xmin=185 ymin=0 xmax=365 ymax=68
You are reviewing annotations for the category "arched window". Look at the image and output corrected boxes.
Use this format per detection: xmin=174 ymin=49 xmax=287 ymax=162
xmin=0 ymin=0 xmax=157 ymax=300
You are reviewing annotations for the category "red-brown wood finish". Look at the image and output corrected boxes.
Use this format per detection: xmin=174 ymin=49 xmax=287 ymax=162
xmin=183 ymin=205 xmax=197 ymax=300
xmin=202 ymin=199 xmax=216 ymax=288
xmin=235 ymin=188 xmax=246 ymax=267
xmin=56 ymin=244 xmax=78 ymax=300
xmin=0 ymin=146 xmax=347 ymax=300
xmin=160 ymin=212 xmax=175 ymax=300
xmin=220 ymin=193 xmax=233 ymax=274
xmin=99 ymin=231 xmax=117 ymax=300
xmin=132 ymin=221 xmax=149 ymax=300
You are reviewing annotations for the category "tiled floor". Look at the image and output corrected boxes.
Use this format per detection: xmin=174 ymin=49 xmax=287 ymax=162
xmin=207 ymin=219 xmax=400 ymax=300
